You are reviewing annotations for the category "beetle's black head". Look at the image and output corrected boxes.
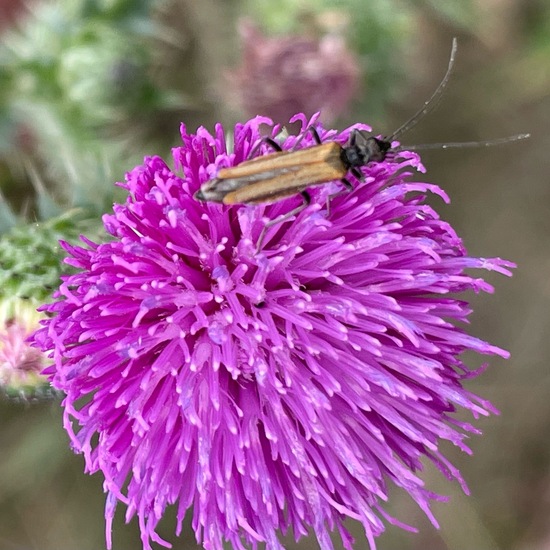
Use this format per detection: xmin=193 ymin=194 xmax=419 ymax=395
xmin=342 ymin=132 xmax=392 ymax=168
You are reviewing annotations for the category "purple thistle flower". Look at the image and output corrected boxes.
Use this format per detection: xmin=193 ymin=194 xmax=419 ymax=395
xmin=33 ymin=113 xmax=514 ymax=550
xmin=0 ymin=299 xmax=51 ymax=400
xmin=226 ymin=20 xmax=359 ymax=125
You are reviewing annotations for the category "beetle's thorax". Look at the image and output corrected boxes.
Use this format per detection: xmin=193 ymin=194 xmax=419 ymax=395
xmin=341 ymin=137 xmax=391 ymax=168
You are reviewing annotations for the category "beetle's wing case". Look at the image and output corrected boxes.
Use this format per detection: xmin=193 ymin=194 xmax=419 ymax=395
xmin=222 ymin=143 xmax=347 ymax=204
xmin=217 ymin=142 xmax=343 ymax=179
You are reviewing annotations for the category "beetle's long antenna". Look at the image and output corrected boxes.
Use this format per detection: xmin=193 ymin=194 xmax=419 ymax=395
xmin=387 ymin=37 xmax=458 ymax=143
xmin=395 ymin=133 xmax=530 ymax=152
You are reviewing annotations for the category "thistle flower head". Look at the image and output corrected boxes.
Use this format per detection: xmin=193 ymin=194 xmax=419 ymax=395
xmin=227 ymin=21 xmax=360 ymax=124
xmin=33 ymin=113 xmax=513 ymax=550
xmin=0 ymin=298 xmax=51 ymax=400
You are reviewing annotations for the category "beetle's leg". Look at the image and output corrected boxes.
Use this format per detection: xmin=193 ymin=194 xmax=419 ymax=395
xmin=248 ymin=136 xmax=283 ymax=159
xmin=251 ymin=126 xmax=322 ymax=159
xmin=326 ymin=178 xmax=354 ymax=217
xmin=309 ymin=127 xmax=322 ymax=145
xmin=256 ymin=191 xmax=311 ymax=253
xmin=291 ymin=125 xmax=323 ymax=150
xmin=351 ymin=167 xmax=365 ymax=182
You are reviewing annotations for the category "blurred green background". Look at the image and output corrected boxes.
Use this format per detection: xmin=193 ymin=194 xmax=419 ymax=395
xmin=0 ymin=0 xmax=548 ymax=549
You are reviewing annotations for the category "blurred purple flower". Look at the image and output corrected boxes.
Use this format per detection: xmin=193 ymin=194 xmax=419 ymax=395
xmin=33 ymin=113 xmax=513 ymax=550
xmin=1 ymin=299 xmax=50 ymax=399
xmin=227 ymin=20 xmax=360 ymax=125
xmin=0 ymin=0 xmax=25 ymax=31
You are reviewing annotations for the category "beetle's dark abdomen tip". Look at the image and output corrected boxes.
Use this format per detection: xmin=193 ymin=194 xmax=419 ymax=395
xmin=194 ymin=189 xmax=205 ymax=201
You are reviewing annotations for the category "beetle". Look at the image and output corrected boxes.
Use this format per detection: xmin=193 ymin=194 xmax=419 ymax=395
xmin=194 ymin=38 xmax=528 ymax=252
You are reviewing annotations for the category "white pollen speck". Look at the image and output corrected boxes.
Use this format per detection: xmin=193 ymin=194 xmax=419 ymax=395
xmin=223 ymin=311 xmax=234 ymax=323
xmin=168 ymin=209 xmax=178 ymax=227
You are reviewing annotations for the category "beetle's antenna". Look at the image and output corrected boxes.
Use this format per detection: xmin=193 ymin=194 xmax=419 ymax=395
xmin=387 ymin=37 xmax=458 ymax=143
xmin=395 ymin=133 xmax=530 ymax=152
